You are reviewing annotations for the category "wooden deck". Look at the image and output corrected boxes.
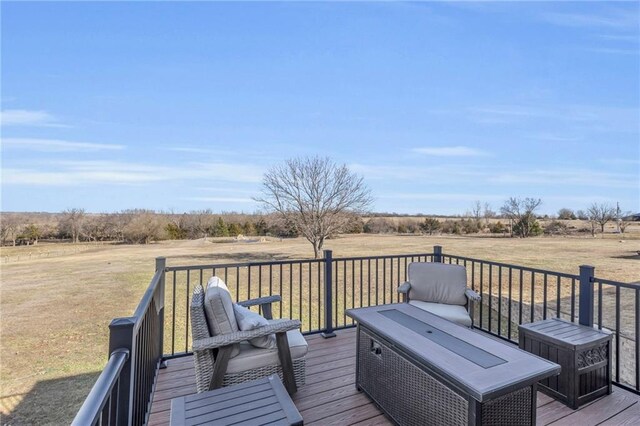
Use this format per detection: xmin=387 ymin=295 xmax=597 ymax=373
xmin=148 ymin=328 xmax=640 ymax=426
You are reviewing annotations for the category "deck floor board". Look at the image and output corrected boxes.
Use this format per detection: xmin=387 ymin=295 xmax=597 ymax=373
xmin=148 ymin=328 xmax=640 ymax=426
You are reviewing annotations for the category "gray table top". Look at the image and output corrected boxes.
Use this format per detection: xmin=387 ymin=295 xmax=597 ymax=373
xmin=519 ymin=318 xmax=612 ymax=348
xmin=347 ymin=303 xmax=560 ymax=402
xmin=170 ymin=375 xmax=303 ymax=426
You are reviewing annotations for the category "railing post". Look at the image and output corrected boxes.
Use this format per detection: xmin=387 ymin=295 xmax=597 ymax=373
xmin=433 ymin=245 xmax=443 ymax=263
xmin=321 ymin=249 xmax=336 ymax=338
xmin=156 ymin=257 xmax=167 ymax=368
xmin=579 ymin=265 xmax=595 ymax=327
xmin=109 ymin=317 xmax=136 ymax=426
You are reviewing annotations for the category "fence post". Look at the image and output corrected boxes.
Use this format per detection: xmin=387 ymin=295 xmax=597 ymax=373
xmin=109 ymin=317 xmax=136 ymax=426
xmin=156 ymin=257 xmax=167 ymax=368
xmin=433 ymin=245 xmax=443 ymax=263
xmin=579 ymin=265 xmax=595 ymax=327
xmin=321 ymin=249 xmax=336 ymax=338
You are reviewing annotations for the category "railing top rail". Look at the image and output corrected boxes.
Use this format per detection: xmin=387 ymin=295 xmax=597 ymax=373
xmin=592 ymin=276 xmax=639 ymax=290
xmin=132 ymin=269 xmax=163 ymax=323
xmin=71 ymin=349 xmax=129 ymax=426
xmin=332 ymin=253 xmax=434 ymax=262
xmin=165 ymin=258 xmax=323 ymax=271
xmin=441 ymin=254 xmax=581 ymax=280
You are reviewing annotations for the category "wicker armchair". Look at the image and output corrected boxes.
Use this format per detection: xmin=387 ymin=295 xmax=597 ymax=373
xmin=397 ymin=262 xmax=481 ymax=327
xmin=190 ymin=284 xmax=307 ymax=395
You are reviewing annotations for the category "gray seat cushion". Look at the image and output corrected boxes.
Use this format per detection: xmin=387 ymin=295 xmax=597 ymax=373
xmin=204 ymin=277 xmax=240 ymax=357
xmin=409 ymin=300 xmax=472 ymax=327
xmin=226 ymin=325 xmax=308 ymax=374
xmin=408 ymin=263 xmax=468 ymax=306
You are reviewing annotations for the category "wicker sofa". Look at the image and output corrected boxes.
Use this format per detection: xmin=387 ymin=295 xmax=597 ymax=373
xmin=190 ymin=278 xmax=307 ymax=395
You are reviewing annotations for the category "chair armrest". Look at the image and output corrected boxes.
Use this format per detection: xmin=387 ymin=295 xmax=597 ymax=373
xmin=238 ymin=295 xmax=282 ymax=308
xmin=398 ymin=282 xmax=411 ymax=294
xmin=193 ymin=319 xmax=301 ymax=351
xmin=465 ymin=288 xmax=481 ymax=302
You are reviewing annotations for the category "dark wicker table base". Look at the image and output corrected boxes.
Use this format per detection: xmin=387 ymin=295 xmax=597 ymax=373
xmin=356 ymin=326 xmax=536 ymax=426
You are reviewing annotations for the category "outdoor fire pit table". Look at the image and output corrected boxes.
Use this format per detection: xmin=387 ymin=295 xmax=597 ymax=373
xmin=346 ymin=304 xmax=560 ymax=426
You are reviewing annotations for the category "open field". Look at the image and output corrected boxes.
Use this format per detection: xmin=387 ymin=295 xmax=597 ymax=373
xmin=2 ymin=233 xmax=640 ymax=424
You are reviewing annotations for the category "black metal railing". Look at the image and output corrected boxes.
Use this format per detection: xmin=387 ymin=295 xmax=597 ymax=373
xmin=71 ymin=349 xmax=129 ymax=426
xmin=75 ymin=245 xmax=639 ymax=425
xmin=73 ymin=258 xmax=166 ymax=426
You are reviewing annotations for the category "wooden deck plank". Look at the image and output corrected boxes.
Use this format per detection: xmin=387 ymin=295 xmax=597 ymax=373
xmin=546 ymin=389 xmax=638 ymax=426
xmin=148 ymin=328 xmax=640 ymax=426
xmin=599 ymin=401 xmax=640 ymax=425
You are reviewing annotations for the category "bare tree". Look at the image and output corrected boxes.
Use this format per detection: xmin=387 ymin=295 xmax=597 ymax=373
xmin=482 ymin=202 xmax=496 ymax=225
xmin=557 ymin=208 xmax=576 ymax=220
xmin=0 ymin=214 xmax=22 ymax=246
xmin=500 ymin=197 xmax=542 ymax=238
xmin=587 ymin=203 xmax=616 ymax=236
xmin=60 ymin=208 xmax=86 ymax=243
xmin=256 ymin=157 xmax=373 ymax=258
xmin=471 ymin=201 xmax=482 ymax=222
xmin=619 ymin=211 xmax=634 ymax=234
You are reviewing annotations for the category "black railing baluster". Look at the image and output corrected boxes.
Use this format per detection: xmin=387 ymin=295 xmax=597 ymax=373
xmin=375 ymin=259 xmax=379 ymax=306
xmin=383 ymin=258 xmax=387 ymax=304
xmin=636 ymin=289 xmax=639 ymax=391
xmin=280 ymin=264 xmax=283 ymax=319
xmin=488 ymin=264 xmax=492 ymax=332
xmin=351 ymin=260 xmax=355 ymax=323
xmin=308 ymin=263 xmax=312 ymax=331
xmin=508 ymin=267 xmax=513 ymax=340
xmin=571 ymin=278 xmax=576 ymax=322
xmin=247 ymin=265 xmax=252 ymax=301
xmin=479 ymin=263 xmax=484 ymax=329
xmin=498 ymin=266 xmax=502 ymax=337
xmin=368 ymin=259 xmax=371 ymax=307
xmin=519 ymin=270 xmax=523 ymax=325
xmin=530 ymin=272 xmax=535 ymax=322
xmin=543 ymin=273 xmax=548 ymax=320
xmin=171 ymin=272 xmax=176 ymax=355
xmin=360 ymin=259 xmax=364 ymax=309
xmin=556 ymin=276 xmax=561 ymax=319
xmin=598 ymin=281 xmax=603 ymax=329
xmin=185 ymin=270 xmax=190 ymax=353
xmin=616 ymin=286 xmax=620 ymax=384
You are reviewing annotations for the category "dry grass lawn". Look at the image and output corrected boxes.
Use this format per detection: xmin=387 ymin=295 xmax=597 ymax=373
xmin=1 ymin=231 xmax=639 ymax=425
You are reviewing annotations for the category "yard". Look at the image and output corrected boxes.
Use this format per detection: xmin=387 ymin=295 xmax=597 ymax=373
xmin=1 ymin=231 xmax=639 ymax=425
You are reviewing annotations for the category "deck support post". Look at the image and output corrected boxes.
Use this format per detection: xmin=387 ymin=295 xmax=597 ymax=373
xmin=156 ymin=257 xmax=167 ymax=369
xmin=434 ymin=245 xmax=443 ymax=263
xmin=321 ymin=249 xmax=336 ymax=338
xmin=579 ymin=265 xmax=595 ymax=327
xmin=109 ymin=316 xmax=136 ymax=426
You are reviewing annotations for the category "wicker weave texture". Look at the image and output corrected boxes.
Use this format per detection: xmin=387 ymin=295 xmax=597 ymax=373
xmin=190 ymin=284 xmax=306 ymax=394
xmin=358 ymin=328 xmax=468 ymax=426
xmin=481 ymin=386 xmax=533 ymax=426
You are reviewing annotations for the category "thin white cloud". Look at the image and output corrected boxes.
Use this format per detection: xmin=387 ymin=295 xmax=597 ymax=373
xmin=1 ymin=109 xmax=68 ymax=127
xmin=2 ymin=138 xmax=125 ymax=152
xmin=185 ymin=197 xmax=254 ymax=203
xmin=541 ymin=10 xmax=638 ymax=30
xmin=379 ymin=193 xmax=506 ymax=202
xmin=3 ymin=160 xmax=264 ymax=186
xmin=585 ymin=47 xmax=638 ymax=55
xmin=349 ymin=163 xmax=489 ymax=181
xmin=411 ymin=146 xmax=489 ymax=157
xmin=488 ymin=169 xmax=636 ymax=189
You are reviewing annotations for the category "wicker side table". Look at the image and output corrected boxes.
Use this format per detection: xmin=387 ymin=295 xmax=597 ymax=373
xmin=519 ymin=318 xmax=612 ymax=409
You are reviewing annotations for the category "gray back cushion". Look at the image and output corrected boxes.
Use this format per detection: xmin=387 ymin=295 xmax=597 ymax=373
xmin=204 ymin=276 xmax=240 ymax=357
xmin=408 ymin=263 xmax=467 ymax=306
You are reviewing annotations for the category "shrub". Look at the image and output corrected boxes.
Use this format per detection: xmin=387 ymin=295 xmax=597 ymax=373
xmin=364 ymin=218 xmax=396 ymax=234
xmin=544 ymin=220 xmax=569 ymax=236
xmin=420 ymin=218 xmax=441 ymax=235
xmin=513 ymin=218 xmax=542 ymax=237
xmin=557 ymin=208 xmax=576 ymax=220
xmin=489 ymin=221 xmax=507 ymax=234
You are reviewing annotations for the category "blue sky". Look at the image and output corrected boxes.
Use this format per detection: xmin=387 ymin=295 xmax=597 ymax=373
xmin=2 ymin=1 xmax=638 ymax=215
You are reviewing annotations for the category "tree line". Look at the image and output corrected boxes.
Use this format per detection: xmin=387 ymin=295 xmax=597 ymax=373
xmin=1 ymin=200 xmax=634 ymax=247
